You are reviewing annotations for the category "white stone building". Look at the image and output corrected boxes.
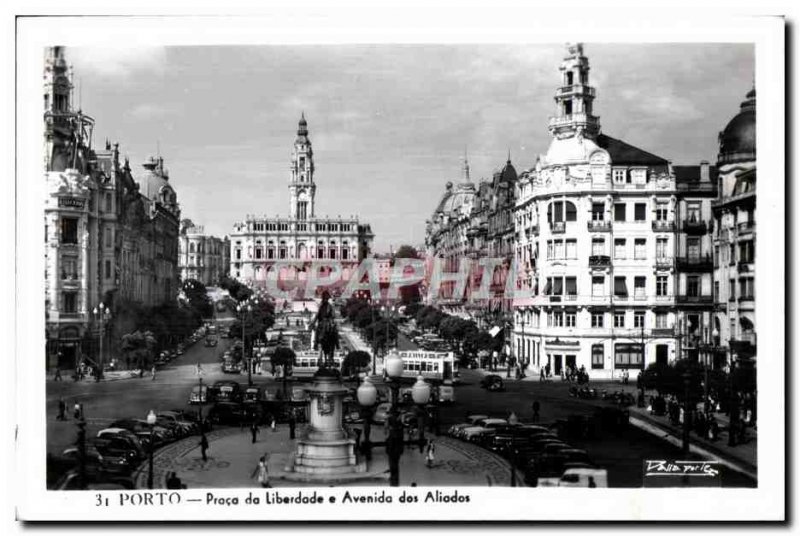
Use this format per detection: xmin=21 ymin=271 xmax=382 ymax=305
xmin=229 ymin=115 xmax=374 ymax=291
xmin=179 ymin=222 xmax=229 ymax=286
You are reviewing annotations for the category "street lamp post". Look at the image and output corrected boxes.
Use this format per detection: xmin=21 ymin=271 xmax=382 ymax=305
xmin=92 ymin=303 xmax=111 ymax=381
xmin=237 ymin=302 xmax=254 ymax=386
xmin=357 ymin=353 xmax=432 ymax=487
xmin=146 ymin=409 xmax=157 ymax=489
xmin=77 ymin=405 xmax=87 ymax=489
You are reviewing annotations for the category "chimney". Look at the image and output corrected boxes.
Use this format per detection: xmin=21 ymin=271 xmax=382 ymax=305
xmin=700 ymin=160 xmax=710 ymax=182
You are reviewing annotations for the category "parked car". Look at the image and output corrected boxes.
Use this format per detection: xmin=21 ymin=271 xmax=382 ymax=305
xmin=242 ymin=386 xmax=263 ymax=404
xmin=205 ymin=337 xmax=218 ymax=347
xmin=157 ymin=411 xmax=198 ymax=435
xmin=465 ymin=414 xmax=490 ymax=425
xmin=213 ymin=381 xmax=242 ymax=402
xmin=479 ymin=374 xmax=505 ymax=392
xmin=475 ymin=418 xmax=508 ymax=429
xmin=372 ymin=402 xmax=392 ymax=424
xmin=96 ymin=428 xmax=146 ymax=459
xmin=61 ymin=444 xmax=133 ymax=475
xmin=189 ymin=383 xmax=214 ymax=405
xmin=108 ymin=419 xmax=172 ymax=446
xmin=208 ymin=402 xmax=248 ymax=426
xmin=91 ymin=437 xmax=141 ymax=465
xmin=222 ymin=359 xmax=240 ymax=374
xmin=53 ymin=470 xmax=135 ymax=490
xmin=438 ymin=381 xmax=456 ymax=404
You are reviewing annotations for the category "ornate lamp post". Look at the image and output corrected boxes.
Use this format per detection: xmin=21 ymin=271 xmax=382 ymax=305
xmin=236 ymin=301 xmax=254 ymax=386
xmin=92 ymin=303 xmax=111 ymax=381
xmin=356 ymin=376 xmax=378 ymax=460
xmin=411 ymin=375 xmax=431 ymax=450
xmin=384 ymin=352 xmax=405 ymax=487
xmin=146 ymin=409 xmax=157 ymax=489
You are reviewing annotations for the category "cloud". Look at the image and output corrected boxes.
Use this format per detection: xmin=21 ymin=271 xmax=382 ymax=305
xmin=68 ymin=46 xmax=168 ymax=80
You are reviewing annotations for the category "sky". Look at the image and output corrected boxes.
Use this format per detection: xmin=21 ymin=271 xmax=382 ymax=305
xmin=67 ymin=43 xmax=754 ymax=252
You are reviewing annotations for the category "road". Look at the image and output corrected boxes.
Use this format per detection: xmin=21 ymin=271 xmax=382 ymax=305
xmin=46 ymin=313 xmax=755 ymax=488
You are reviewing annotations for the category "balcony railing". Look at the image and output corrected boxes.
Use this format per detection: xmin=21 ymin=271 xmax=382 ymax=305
xmin=676 ymin=294 xmax=714 ymax=304
xmin=650 ymin=327 xmax=675 ymax=337
xmin=654 ymin=257 xmax=673 ymax=270
xmin=681 ymin=220 xmax=708 ymax=234
xmin=737 ymin=261 xmax=754 ymax=273
xmin=555 ymin=85 xmax=596 ymax=98
xmin=676 ymin=255 xmax=713 ymax=272
xmin=738 ymin=295 xmax=755 ymax=302
xmin=652 ymin=220 xmax=675 ymax=232
xmin=587 ymin=220 xmax=612 ymax=232
xmin=589 ymin=255 xmax=611 ymax=268
xmin=737 ymin=221 xmax=755 ymax=233
xmin=550 ymin=221 xmax=566 ymax=234
xmin=548 ymin=113 xmax=600 ymax=130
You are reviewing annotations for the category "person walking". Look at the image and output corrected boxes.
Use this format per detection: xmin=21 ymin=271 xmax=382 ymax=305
xmin=199 ymin=434 xmax=209 ymax=462
xmin=73 ymin=402 xmax=82 ymax=420
xmin=57 ymin=397 xmax=66 ymax=421
xmin=53 ymin=368 xmax=62 ymax=382
xmin=251 ymin=456 xmax=270 ymax=488
xmin=532 ymin=400 xmax=540 ymax=422
xmin=540 ymin=367 xmax=546 ymax=382
xmin=250 ymin=421 xmax=260 ymax=444
xmin=270 ymin=416 xmax=277 ymax=432
xmin=425 ymin=439 xmax=435 ymax=468
xmin=166 ymin=472 xmax=183 ymax=489
xmin=151 ymin=365 xmax=157 ymax=381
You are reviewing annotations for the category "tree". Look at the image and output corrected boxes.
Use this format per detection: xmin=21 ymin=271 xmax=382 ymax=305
xmin=120 ymin=330 xmax=156 ymax=370
xmin=393 ymin=244 xmax=419 ymax=260
xmin=341 ymin=350 xmax=371 ymax=379
xmin=272 ymin=346 xmax=296 ymax=399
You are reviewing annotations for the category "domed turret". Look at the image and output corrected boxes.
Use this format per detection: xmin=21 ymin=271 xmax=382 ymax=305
xmin=718 ymin=87 xmax=755 ymax=165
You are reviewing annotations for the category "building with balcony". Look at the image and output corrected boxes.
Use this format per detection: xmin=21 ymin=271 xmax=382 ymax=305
xmin=712 ymin=87 xmax=757 ymax=368
xmin=229 ymin=115 xmax=374 ymax=292
xmin=44 ymin=47 xmax=181 ymax=372
xmin=179 ymin=221 xmax=230 ymax=286
xmin=512 ymin=43 xmax=683 ymax=379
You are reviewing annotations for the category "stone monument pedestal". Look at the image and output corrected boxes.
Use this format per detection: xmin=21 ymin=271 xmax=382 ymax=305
xmin=283 ymin=369 xmax=367 ymax=481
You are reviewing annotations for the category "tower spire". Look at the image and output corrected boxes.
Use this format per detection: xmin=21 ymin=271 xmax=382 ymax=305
xmin=548 ymin=42 xmax=600 ymax=140
xmin=462 ymin=147 xmax=471 ymax=183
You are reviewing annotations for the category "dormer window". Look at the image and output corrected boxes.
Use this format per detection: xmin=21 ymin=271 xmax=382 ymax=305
xmin=566 ymin=71 xmax=574 ymax=85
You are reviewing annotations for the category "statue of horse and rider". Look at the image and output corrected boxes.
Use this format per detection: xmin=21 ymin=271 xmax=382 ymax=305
xmin=310 ymin=290 xmax=340 ymax=373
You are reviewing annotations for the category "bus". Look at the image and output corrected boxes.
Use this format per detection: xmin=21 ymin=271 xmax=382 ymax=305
xmin=396 ymin=351 xmax=457 ymax=383
xmin=291 ymin=351 xmax=346 ymax=378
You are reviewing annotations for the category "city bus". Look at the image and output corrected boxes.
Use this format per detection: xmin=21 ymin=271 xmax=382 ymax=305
xmin=397 ymin=351 xmax=457 ymax=383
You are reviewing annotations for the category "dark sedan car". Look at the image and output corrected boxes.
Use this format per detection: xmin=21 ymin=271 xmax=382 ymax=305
xmin=479 ymin=374 xmax=505 ymax=392
xmin=207 ymin=402 xmax=248 ymax=426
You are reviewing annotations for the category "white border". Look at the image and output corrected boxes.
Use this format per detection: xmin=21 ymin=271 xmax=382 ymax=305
xmin=12 ymin=11 xmax=784 ymax=522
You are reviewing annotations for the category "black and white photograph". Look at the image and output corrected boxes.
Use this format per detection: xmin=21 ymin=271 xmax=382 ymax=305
xmin=11 ymin=8 xmax=786 ymax=523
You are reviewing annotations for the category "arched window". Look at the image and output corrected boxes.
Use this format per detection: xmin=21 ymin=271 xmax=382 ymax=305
xmin=547 ymin=200 xmax=577 ymax=223
xmin=189 ymin=243 xmax=195 ymax=253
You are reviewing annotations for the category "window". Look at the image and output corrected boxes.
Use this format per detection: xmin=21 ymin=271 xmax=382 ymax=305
xmin=61 ymin=292 xmax=77 ymax=313
xmin=614 ymin=312 xmax=625 ymax=328
xmin=592 ymin=344 xmax=605 ymax=369
xmin=104 ymin=260 xmax=111 ymax=279
xmin=552 ymin=277 xmax=563 ymax=296
xmin=592 ymin=276 xmax=605 ymax=297
xmin=614 ymin=238 xmax=626 ymax=259
xmin=342 ymin=248 xmax=349 ymax=260
xmin=565 ymin=312 xmax=576 ymax=327
xmin=687 ymin=202 xmax=701 ymax=223
xmin=612 ymin=169 xmax=626 ymax=184
xmin=729 ymin=278 xmax=736 ymax=300
xmin=614 ymin=276 xmax=628 ymax=298
xmin=61 ymin=218 xmax=78 ymax=244
xmin=614 ymin=204 xmax=626 ymax=222
xmin=714 ymin=281 xmax=720 ymax=299
xmin=655 ymin=202 xmax=668 ymax=221
xmin=554 ymin=240 xmax=565 ymax=259
xmin=329 ymin=248 xmax=337 ymax=259
xmin=687 ymin=237 xmax=701 ymax=260
xmin=565 ymin=202 xmax=577 ymax=222
xmin=740 ymin=278 xmax=754 ymax=299
xmin=634 ymin=238 xmax=646 ymax=260
xmin=547 ymin=200 xmax=577 ymax=223
xmin=105 ymin=192 xmax=112 ymax=212
xmin=61 ymin=256 xmax=78 ymax=279
xmin=255 ymin=248 xmax=263 ymax=259
xmin=631 ymin=169 xmax=647 ymax=185
xmin=634 ymin=203 xmax=647 ymax=221
xmin=634 ymin=276 xmax=646 ymax=299
xmin=235 ymin=249 xmax=241 ymax=260
xmin=729 ymin=244 xmax=736 ymax=265
xmin=565 ymin=276 xmax=577 ymax=297
xmin=634 ymin=311 xmax=645 ymax=328
xmin=551 ymin=312 xmax=564 ymax=327
xmin=591 ymin=312 xmax=604 ymax=328
xmin=739 ymin=241 xmax=754 ymax=263
xmin=592 ymin=203 xmax=605 ymax=221
xmin=279 ymin=247 xmax=287 ymax=260
xmin=615 ymin=343 xmax=643 ymax=368
xmin=687 ymin=275 xmax=700 ymax=297
xmin=656 ymin=238 xmax=668 ymax=259
xmin=565 ymin=239 xmax=577 ymax=259
xmin=655 ymin=312 xmax=668 ymax=329
xmin=547 ymin=241 xmax=554 ymax=260
xmin=592 ymin=238 xmax=605 ymax=256
xmin=656 ymin=276 xmax=668 ymax=297
xmin=714 ymin=245 xmax=720 ymax=268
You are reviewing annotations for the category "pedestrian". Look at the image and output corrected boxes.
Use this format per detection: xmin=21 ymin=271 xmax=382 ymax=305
xmin=251 ymin=456 xmax=270 ymax=488
xmin=54 ymin=368 xmax=62 ymax=382
xmin=540 ymin=367 xmax=545 ymax=382
xmin=353 ymin=427 xmax=361 ymax=451
xmin=270 ymin=416 xmax=277 ymax=432
xmin=57 ymin=397 xmax=66 ymax=421
xmin=532 ymin=400 xmax=540 ymax=422
xmin=166 ymin=472 xmax=183 ymax=489
xmin=425 ymin=439 xmax=435 ymax=468
xmin=588 ymin=476 xmax=597 ymax=488
xmin=151 ymin=365 xmax=157 ymax=381
xmin=545 ymin=363 xmax=551 ymax=378
xmin=199 ymin=433 xmax=209 ymax=461
xmin=73 ymin=402 xmax=81 ymax=420
xmin=250 ymin=421 xmax=260 ymax=444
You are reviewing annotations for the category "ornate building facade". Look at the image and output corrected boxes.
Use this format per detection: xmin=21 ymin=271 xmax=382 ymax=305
xmin=179 ymin=221 xmax=230 ymax=286
xmin=229 ymin=115 xmax=374 ymax=291
xmin=712 ymin=88 xmax=757 ymax=368
xmin=511 ymin=43 xmax=684 ymax=378
xmin=44 ymin=47 xmax=181 ymax=371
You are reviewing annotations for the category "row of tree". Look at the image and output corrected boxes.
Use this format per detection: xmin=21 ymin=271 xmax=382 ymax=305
xmin=408 ymin=304 xmax=502 ymax=359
